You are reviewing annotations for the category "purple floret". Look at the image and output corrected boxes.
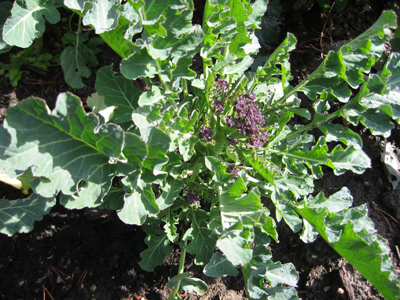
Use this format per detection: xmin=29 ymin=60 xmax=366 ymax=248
xmin=213 ymin=100 xmax=224 ymax=114
xmin=227 ymin=116 xmax=236 ymax=127
xmin=199 ymin=126 xmax=213 ymax=141
xmin=186 ymin=190 xmax=199 ymax=204
xmin=216 ymin=79 xmax=228 ymax=90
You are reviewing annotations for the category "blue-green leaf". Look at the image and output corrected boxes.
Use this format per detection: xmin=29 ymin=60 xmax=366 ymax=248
xmin=95 ymin=66 xmax=142 ymax=123
xmin=203 ymin=252 xmax=239 ymax=277
xmin=3 ymin=0 xmax=60 ymax=48
xmin=0 ymin=194 xmax=55 ymax=236
xmin=139 ymin=232 xmax=172 ymax=271
xmin=4 ymin=93 xmax=124 ymax=205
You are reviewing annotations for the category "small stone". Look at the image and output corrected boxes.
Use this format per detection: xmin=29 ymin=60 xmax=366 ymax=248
xmin=89 ymin=284 xmax=97 ymax=293
xmin=338 ymin=288 xmax=345 ymax=294
xmin=323 ymin=286 xmax=331 ymax=292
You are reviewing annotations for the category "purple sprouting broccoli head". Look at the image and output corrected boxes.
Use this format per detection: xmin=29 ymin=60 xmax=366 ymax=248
xmin=228 ymin=92 xmax=268 ymax=148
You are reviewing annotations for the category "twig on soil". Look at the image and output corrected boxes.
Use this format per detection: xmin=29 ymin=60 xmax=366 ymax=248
xmin=374 ymin=207 xmax=399 ymax=223
xmin=42 ymin=285 xmax=55 ymax=300
xmin=76 ymin=269 xmax=88 ymax=287
xmin=50 ymin=265 xmax=71 ymax=282
xmin=374 ymin=207 xmax=398 ymax=234
xmin=50 ymin=265 xmax=66 ymax=284
xmin=101 ymin=213 xmax=118 ymax=223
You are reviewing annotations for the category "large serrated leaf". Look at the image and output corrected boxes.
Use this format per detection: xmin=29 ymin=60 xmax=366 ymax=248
xmin=3 ymin=93 xmax=125 ymax=205
xmin=296 ymin=191 xmax=400 ymax=300
xmin=0 ymin=194 xmax=56 ymax=236
xmin=3 ymin=0 xmax=60 ymax=48
xmin=271 ymin=136 xmax=370 ymax=179
xmin=219 ymin=186 xmax=263 ymax=230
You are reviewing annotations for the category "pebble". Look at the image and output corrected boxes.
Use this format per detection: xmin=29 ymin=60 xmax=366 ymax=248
xmin=90 ymin=284 xmax=97 ymax=293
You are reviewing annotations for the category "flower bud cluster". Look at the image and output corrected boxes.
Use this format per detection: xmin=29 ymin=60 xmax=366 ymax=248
xmin=186 ymin=190 xmax=199 ymax=204
xmin=215 ymin=82 xmax=267 ymax=148
xmin=199 ymin=126 xmax=212 ymax=141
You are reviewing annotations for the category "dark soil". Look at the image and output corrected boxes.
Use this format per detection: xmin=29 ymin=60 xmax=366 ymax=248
xmin=1 ymin=1 xmax=400 ymax=299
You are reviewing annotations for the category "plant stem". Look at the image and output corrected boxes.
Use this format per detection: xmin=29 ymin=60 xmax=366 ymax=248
xmin=274 ymin=79 xmax=309 ymax=106
xmin=168 ymin=240 xmax=188 ymax=300
xmin=182 ymin=79 xmax=188 ymax=98
xmin=281 ymin=108 xmax=343 ymax=142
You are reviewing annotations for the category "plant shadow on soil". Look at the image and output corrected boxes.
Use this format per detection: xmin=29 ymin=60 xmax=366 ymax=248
xmin=0 ymin=0 xmax=400 ymax=299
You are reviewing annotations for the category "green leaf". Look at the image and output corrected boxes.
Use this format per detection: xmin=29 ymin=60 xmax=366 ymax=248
xmin=327 ymin=144 xmax=371 ymax=175
xmin=138 ymin=86 xmax=163 ymax=107
xmin=95 ymin=66 xmax=142 ymax=123
xmin=98 ymin=187 xmax=124 ymax=210
xmin=82 ymin=0 xmax=120 ymax=34
xmin=205 ymin=156 xmax=234 ymax=184
xmin=139 ymin=232 xmax=172 ymax=271
xmin=121 ymin=48 xmax=159 ymax=80
xmin=0 ymin=2 xmax=12 ymax=54
xmin=341 ymin=10 xmax=396 ymax=88
xmin=87 ymin=92 xmax=115 ymax=123
xmin=61 ymin=33 xmax=98 ymax=89
xmin=255 ymin=0 xmax=283 ymax=52
xmin=360 ymin=53 xmax=400 ymax=125
xmin=271 ymin=136 xmax=370 ymax=178
xmin=296 ymin=193 xmax=400 ymax=300
xmin=3 ymin=0 xmax=60 ymax=48
xmin=3 ymin=93 xmax=125 ymax=207
xmin=219 ymin=187 xmax=263 ymax=230
xmin=157 ymin=178 xmax=185 ymax=210
xmin=162 ymin=208 xmax=179 ymax=243
xmin=184 ymin=212 xmax=216 ymax=265
xmin=203 ymin=252 xmax=239 ymax=277
xmin=316 ymin=123 xmax=362 ymax=149
xmin=247 ymin=260 xmax=299 ymax=299
xmin=118 ymin=184 xmax=159 ymax=225
xmin=168 ymin=273 xmax=209 ymax=296
xmin=0 ymin=194 xmax=56 ymax=236
xmin=270 ymin=190 xmax=302 ymax=233
xmin=141 ymin=127 xmax=171 ymax=182
xmin=217 ymin=230 xmax=253 ymax=266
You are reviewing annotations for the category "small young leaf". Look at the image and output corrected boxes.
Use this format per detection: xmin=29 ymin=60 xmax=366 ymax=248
xmin=168 ymin=273 xmax=209 ymax=296
xmin=61 ymin=33 xmax=98 ymax=89
xmin=139 ymin=232 xmax=172 ymax=272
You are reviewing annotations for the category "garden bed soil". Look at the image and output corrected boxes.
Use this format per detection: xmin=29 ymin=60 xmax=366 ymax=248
xmin=1 ymin=0 xmax=400 ymax=299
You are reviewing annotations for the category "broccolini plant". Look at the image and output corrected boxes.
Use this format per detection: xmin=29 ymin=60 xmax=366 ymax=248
xmin=1 ymin=0 xmax=400 ymax=299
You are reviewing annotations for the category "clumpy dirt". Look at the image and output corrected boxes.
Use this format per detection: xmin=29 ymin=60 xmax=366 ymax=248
xmin=1 ymin=0 xmax=400 ymax=299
